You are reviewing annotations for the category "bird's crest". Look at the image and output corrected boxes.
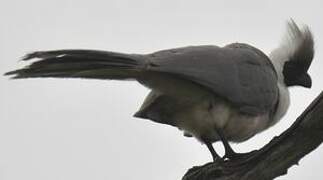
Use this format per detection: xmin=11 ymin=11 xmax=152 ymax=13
xmin=270 ymin=19 xmax=314 ymax=86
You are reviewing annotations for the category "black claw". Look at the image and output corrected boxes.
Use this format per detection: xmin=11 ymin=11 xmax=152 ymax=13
xmin=223 ymin=147 xmax=237 ymax=159
xmin=214 ymin=157 xmax=225 ymax=164
xmin=224 ymin=150 xmax=259 ymax=166
xmin=224 ymin=152 xmax=239 ymax=160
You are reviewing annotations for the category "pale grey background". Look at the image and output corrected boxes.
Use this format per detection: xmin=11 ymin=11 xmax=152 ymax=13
xmin=0 ymin=0 xmax=322 ymax=179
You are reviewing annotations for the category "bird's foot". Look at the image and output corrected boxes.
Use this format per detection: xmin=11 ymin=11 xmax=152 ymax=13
xmin=223 ymin=150 xmax=259 ymax=166
xmin=222 ymin=150 xmax=257 ymax=163
xmin=213 ymin=156 xmax=225 ymax=164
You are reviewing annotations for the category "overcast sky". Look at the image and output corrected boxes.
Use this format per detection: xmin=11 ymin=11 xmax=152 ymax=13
xmin=1 ymin=0 xmax=322 ymax=179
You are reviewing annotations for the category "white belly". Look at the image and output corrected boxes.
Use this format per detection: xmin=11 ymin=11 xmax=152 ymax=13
xmin=174 ymin=97 xmax=270 ymax=143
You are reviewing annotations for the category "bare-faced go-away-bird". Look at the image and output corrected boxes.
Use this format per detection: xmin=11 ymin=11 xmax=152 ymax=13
xmin=5 ymin=20 xmax=315 ymax=161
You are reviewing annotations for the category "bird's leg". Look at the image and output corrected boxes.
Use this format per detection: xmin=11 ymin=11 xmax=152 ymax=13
xmin=202 ymin=138 xmax=221 ymax=162
xmin=215 ymin=128 xmax=257 ymax=162
xmin=215 ymin=128 xmax=237 ymax=159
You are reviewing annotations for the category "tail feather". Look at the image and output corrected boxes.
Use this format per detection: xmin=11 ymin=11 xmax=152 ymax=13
xmin=5 ymin=49 xmax=145 ymax=80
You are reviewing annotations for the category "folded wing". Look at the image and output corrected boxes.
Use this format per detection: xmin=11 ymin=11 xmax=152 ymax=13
xmin=146 ymin=44 xmax=279 ymax=115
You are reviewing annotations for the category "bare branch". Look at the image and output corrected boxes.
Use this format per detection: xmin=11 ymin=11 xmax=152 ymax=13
xmin=182 ymin=91 xmax=323 ymax=180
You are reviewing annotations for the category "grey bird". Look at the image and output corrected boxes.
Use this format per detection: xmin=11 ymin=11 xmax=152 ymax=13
xmin=5 ymin=20 xmax=314 ymax=161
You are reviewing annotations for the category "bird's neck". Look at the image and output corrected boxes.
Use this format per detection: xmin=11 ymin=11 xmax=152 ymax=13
xmin=269 ymin=46 xmax=289 ymax=85
xmin=269 ymin=48 xmax=291 ymax=126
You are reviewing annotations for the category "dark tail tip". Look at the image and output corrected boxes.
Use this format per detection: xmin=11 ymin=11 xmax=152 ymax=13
xmin=4 ymin=70 xmax=16 ymax=76
xmin=21 ymin=52 xmax=41 ymax=61
xmin=4 ymin=69 xmax=22 ymax=79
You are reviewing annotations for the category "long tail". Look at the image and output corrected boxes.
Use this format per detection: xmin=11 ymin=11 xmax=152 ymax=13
xmin=4 ymin=49 xmax=146 ymax=80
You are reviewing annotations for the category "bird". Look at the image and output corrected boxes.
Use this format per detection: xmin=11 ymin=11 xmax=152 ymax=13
xmin=5 ymin=19 xmax=314 ymax=162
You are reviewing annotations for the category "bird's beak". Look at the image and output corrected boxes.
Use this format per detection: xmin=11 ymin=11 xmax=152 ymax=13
xmin=298 ymin=73 xmax=312 ymax=88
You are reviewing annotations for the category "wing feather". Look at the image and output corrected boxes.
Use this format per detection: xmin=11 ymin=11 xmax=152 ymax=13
xmin=146 ymin=44 xmax=278 ymax=115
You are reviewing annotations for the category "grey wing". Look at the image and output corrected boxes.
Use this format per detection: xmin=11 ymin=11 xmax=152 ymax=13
xmin=145 ymin=44 xmax=279 ymax=115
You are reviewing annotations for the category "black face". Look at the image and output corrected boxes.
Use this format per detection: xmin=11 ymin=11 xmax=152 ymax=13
xmin=283 ymin=61 xmax=312 ymax=88
xmin=281 ymin=20 xmax=314 ymax=88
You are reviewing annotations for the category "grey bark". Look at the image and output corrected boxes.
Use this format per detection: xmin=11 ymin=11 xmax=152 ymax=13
xmin=182 ymin=91 xmax=323 ymax=180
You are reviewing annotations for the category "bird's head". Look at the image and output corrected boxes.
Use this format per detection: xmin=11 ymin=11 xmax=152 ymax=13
xmin=270 ymin=19 xmax=315 ymax=88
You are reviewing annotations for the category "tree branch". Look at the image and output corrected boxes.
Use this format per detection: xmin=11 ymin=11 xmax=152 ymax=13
xmin=182 ymin=91 xmax=323 ymax=180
